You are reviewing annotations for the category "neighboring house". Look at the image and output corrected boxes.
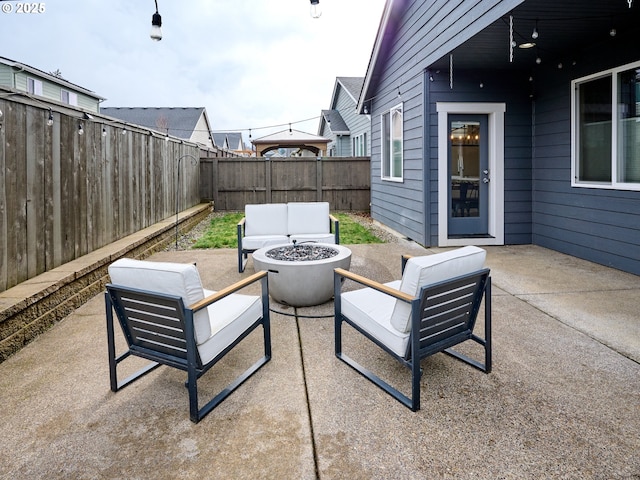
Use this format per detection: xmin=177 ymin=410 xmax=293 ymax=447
xmin=212 ymin=132 xmax=250 ymax=155
xmin=318 ymin=77 xmax=370 ymax=156
xmin=359 ymin=0 xmax=640 ymax=275
xmin=101 ymin=107 xmax=214 ymax=149
xmin=0 ymin=56 xmax=104 ymax=112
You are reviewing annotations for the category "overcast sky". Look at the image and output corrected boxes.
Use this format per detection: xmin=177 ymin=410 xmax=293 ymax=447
xmin=1 ymin=0 xmax=386 ymax=141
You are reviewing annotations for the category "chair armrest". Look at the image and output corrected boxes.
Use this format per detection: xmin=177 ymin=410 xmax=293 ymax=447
xmin=329 ymin=214 xmax=340 ymax=244
xmin=237 ymin=217 xmax=246 ymax=238
xmin=190 ymin=270 xmax=268 ymax=312
xmin=334 ymin=268 xmax=414 ymax=303
xmin=401 ymin=254 xmax=413 ymax=273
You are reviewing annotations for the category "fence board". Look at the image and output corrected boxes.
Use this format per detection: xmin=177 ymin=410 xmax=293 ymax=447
xmin=0 ymin=94 xmax=368 ymax=293
xmin=0 ymin=100 xmax=7 ymax=291
xmin=0 ymin=98 xmax=204 ymax=293
xmin=201 ymin=156 xmax=371 ymax=211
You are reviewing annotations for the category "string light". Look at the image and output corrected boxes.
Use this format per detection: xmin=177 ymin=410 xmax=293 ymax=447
xmin=150 ymin=0 xmax=162 ymax=41
xmin=309 ymin=0 xmax=321 ymax=19
xmin=47 ymin=108 xmax=54 ymax=126
xmin=78 ymin=122 xmax=84 ymax=135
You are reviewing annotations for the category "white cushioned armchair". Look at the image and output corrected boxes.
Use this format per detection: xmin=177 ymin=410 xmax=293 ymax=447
xmin=106 ymin=258 xmax=271 ymax=423
xmin=334 ymin=246 xmax=491 ymax=411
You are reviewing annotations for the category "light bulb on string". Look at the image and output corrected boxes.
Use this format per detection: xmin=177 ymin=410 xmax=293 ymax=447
xmin=310 ymin=0 xmax=321 ymax=18
xmin=150 ymin=0 xmax=162 ymax=41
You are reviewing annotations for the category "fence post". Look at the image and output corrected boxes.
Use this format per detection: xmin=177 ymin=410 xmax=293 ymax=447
xmin=212 ymin=157 xmax=219 ymax=207
xmin=265 ymin=157 xmax=272 ymax=203
xmin=316 ymin=156 xmax=323 ymax=202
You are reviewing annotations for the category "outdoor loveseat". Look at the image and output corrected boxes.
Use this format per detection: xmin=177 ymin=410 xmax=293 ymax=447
xmin=237 ymin=202 xmax=340 ymax=272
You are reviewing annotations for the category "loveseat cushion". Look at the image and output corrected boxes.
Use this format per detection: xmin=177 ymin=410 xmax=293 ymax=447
xmin=241 ymin=234 xmax=290 ymax=251
xmin=108 ymin=258 xmax=211 ymax=344
xmin=390 ymin=246 xmax=487 ymax=333
xmin=244 ymin=203 xmax=288 ymax=236
xmin=287 ymin=202 xmax=330 ymax=235
xmin=289 ymin=233 xmax=336 ymax=244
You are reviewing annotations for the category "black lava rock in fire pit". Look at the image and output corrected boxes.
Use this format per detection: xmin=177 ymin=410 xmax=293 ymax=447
xmin=265 ymin=244 xmax=339 ymax=262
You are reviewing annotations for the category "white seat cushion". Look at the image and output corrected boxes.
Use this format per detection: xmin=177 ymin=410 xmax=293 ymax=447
xmin=242 ymin=235 xmax=290 ymax=251
xmin=197 ymin=289 xmax=263 ymax=364
xmin=287 ymin=202 xmax=330 ymax=235
xmin=390 ymin=246 xmax=487 ymax=333
xmin=245 ymin=203 xmax=288 ymax=236
xmin=289 ymin=233 xmax=335 ymax=244
xmin=108 ymin=258 xmax=211 ymax=344
xmin=341 ymin=280 xmax=410 ymax=357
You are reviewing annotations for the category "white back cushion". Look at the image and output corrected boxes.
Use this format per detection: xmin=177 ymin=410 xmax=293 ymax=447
xmin=108 ymin=258 xmax=211 ymax=344
xmin=389 ymin=246 xmax=487 ymax=333
xmin=245 ymin=203 xmax=288 ymax=236
xmin=287 ymin=202 xmax=330 ymax=235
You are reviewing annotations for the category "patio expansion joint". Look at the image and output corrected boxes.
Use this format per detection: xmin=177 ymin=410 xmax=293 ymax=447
xmin=294 ymin=307 xmax=321 ymax=480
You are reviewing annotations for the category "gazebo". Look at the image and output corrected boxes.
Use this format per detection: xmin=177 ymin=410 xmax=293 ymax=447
xmin=252 ymin=129 xmax=330 ymax=157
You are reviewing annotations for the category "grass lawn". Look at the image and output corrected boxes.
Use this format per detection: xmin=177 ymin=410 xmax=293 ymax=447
xmin=191 ymin=212 xmax=384 ymax=249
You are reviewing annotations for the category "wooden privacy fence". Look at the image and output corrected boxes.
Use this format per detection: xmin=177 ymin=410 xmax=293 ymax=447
xmin=200 ymin=156 xmax=371 ymax=211
xmin=0 ymin=95 xmax=203 ymax=292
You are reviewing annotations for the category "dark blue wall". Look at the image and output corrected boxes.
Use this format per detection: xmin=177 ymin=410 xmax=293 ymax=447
xmin=532 ymin=31 xmax=640 ymax=274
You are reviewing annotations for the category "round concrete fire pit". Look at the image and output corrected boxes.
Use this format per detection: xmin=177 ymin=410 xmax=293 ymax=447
xmin=253 ymin=243 xmax=352 ymax=307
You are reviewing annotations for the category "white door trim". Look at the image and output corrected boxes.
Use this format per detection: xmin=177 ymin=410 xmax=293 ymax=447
xmin=436 ymin=102 xmax=505 ymax=246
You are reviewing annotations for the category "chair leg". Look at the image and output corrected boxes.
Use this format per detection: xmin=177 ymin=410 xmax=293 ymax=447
xmin=238 ymin=250 xmax=248 ymax=273
xmin=335 ymin=316 xmax=416 ymax=410
xmin=188 ymin=314 xmax=272 ymax=423
xmin=105 ymin=292 xmax=161 ymax=392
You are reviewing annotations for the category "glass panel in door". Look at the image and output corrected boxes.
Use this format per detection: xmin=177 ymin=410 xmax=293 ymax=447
xmin=448 ymin=115 xmax=489 ymax=236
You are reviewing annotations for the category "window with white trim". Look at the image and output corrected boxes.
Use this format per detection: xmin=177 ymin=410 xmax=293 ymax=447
xmin=27 ymin=77 xmax=43 ymax=95
xmin=573 ymin=60 xmax=640 ymax=189
xmin=352 ymin=132 xmax=367 ymax=156
xmin=381 ymin=103 xmax=403 ymax=181
xmin=61 ymin=89 xmax=78 ymax=106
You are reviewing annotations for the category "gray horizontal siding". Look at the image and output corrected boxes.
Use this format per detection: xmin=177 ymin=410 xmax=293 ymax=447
xmin=532 ymin=35 xmax=640 ymax=275
xmin=426 ymin=69 xmax=533 ymax=246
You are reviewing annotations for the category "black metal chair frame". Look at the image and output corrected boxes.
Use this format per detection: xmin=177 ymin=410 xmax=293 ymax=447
xmin=105 ymin=270 xmax=271 ymax=423
xmin=334 ymin=259 xmax=491 ymax=411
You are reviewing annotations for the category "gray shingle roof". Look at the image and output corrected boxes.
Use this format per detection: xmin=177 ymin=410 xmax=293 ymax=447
xmin=100 ymin=107 xmax=206 ymax=139
xmin=212 ymin=132 xmax=245 ymax=150
xmin=321 ymin=109 xmax=349 ymax=134
xmin=336 ymin=77 xmax=365 ymax=102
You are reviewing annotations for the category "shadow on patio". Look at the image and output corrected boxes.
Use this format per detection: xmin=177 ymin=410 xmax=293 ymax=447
xmin=1 ymin=241 xmax=639 ymax=479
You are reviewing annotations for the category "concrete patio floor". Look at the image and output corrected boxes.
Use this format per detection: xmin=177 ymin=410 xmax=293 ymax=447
xmin=0 ymin=241 xmax=639 ymax=479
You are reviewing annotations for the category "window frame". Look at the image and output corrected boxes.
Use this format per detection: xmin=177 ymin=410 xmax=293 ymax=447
xmin=571 ymin=59 xmax=640 ymax=191
xmin=61 ymin=89 xmax=78 ymax=106
xmin=381 ymin=102 xmax=403 ymax=182
xmin=352 ymin=132 xmax=367 ymax=156
xmin=27 ymin=77 xmax=43 ymax=96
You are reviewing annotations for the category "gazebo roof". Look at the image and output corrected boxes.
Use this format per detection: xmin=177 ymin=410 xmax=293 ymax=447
xmin=251 ymin=129 xmax=331 ymax=157
xmin=252 ymin=129 xmax=330 ymax=144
